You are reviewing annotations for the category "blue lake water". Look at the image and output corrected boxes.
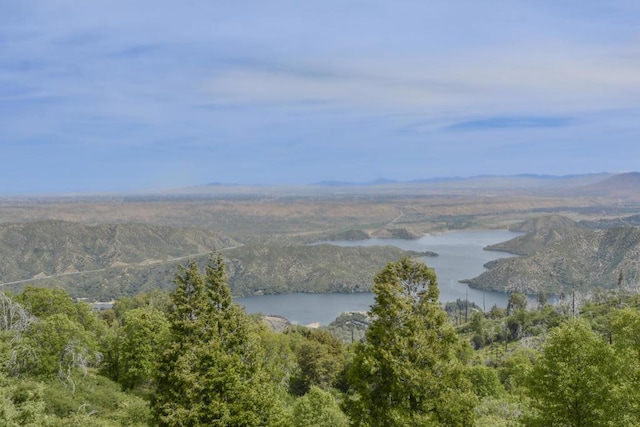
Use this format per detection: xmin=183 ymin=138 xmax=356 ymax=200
xmin=237 ymin=229 xmax=521 ymax=325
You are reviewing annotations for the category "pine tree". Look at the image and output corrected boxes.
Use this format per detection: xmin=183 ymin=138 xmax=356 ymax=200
xmin=344 ymin=257 xmax=476 ymax=426
xmin=152 ymin=254 xmax=280 ymax=426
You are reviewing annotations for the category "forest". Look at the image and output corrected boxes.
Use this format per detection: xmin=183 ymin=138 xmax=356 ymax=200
xmin=1 ymin=252 xmax=639 ymax=426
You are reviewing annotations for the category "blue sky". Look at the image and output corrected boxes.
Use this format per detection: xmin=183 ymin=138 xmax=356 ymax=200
xmin=1 ymin=0 xmax=639 ymax=194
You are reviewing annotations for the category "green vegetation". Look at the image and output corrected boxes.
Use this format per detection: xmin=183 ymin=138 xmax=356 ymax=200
xmin=3 ymin=253 xmax=640 ymax=425
xmin=344 ymin=258 xmax=476 ymax=426
xmin=152 ymin=255 xmax=281 ymax=425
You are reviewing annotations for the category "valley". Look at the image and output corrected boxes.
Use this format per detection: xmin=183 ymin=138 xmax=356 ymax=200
xmin=1 ymin=173 xmax=639 ymax=301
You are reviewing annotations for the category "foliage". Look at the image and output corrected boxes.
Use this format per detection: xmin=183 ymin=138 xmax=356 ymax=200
xmin=17 ymin=313 xmax=100 ymax=381
xmin=152 ymin=255 xmax=282 ymax=426
xmin=444 ymin=298 xmax=482 ymax=325
xmin=16 ymin=287 xmax=77 ymax=320
xmin=111 ymin=290 xmax=172 ymax=322
xmin=498 ymin=347 xmax=537 ymax=396
xmin=118 ymin=307 xmax=170 ymax=391
xmin=344 ymin=257 xmax=477 ymax=426
xmin=466 ymin=364 xmax=505 ymax=398
xmin=6 ymin=246 xmax=640 ymax=426
xmin=610 ymin=308 xmax=640 ymax=419
xmin=289 ymin=328 xmax=345 ymax=395
xmin=290 ymin=386 xmax=349 ymax=427
xmin=0 ymin=374 xmax=53 ymax=427
xmin=506 ymin=293 xmax=527 ymax=315
xmin=42 ymin=370 xmax=151 ymax=426
xmin=473 ymin=396 xmax=526 ymax=427
xmin=525 ymin=318 xmax=624 ymax=426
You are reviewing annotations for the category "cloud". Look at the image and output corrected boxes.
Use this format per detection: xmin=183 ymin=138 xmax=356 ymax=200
xmin=204 ymin=43 xmax=640 ymax=121
xmin=2 ymin=0 xmax=640 ymax=192
xmin=444 ymin=116 xmax=574 ymax=131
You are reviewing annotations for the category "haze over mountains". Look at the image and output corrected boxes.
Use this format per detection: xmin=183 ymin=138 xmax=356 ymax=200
xmin=312 ymin=173 xmax=614 ymax=188
xmin=1 ymin=171 xmax=639 ymax=300
xmin=178 ymin=172 xmax=640 ymax=200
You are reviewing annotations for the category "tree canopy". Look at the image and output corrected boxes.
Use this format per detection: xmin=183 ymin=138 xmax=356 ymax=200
xmin=344 ymin=257 xmax=476 ymax=426
xmin=152 ymin=254 xmax=281 ymax=426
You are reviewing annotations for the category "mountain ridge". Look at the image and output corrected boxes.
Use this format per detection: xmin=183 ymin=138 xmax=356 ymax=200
xmin=465 ymin=225 xmax=640 ymax=294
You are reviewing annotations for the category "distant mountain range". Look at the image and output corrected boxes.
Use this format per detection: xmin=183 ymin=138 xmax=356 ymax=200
xmin=306 ymin=172 xmax=640 ymax=200
xmin=189 ymin=172 xmax=638 ymax=198
xmin=311 ymin=173 xmax=616 ymax=188
xmin=577 ymin=172 xmax=640 ymax=197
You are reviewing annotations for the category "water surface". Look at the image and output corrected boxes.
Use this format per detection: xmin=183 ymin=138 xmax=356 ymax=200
xmin=237 ymin=229 xmax=521 ymax=325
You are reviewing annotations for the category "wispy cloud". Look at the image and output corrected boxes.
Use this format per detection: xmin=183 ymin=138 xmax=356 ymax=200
xmin=444 ymin=116 xmax=574 ymax=132
xmin=1 ymin=0 xmax=640 ymax=192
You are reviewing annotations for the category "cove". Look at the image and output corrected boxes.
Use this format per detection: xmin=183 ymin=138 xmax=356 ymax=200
xmin=237 ymin=229 xmax=521 ymax=325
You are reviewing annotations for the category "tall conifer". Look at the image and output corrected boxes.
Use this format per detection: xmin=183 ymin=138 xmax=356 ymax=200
xmin=152 ymin=254 xmax=279 ymax=426
xmin=344 ymin=257 xmax=476 ymax=426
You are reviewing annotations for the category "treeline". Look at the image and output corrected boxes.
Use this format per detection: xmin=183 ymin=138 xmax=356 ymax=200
xmin=2 ymin=254 xmax=640 ymax=425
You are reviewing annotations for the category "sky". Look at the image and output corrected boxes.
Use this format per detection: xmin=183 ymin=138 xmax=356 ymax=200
xmin=1 ymin=0 xmax=639 ymax=194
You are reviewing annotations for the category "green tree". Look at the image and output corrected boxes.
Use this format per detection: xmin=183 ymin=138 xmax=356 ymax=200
xmin=526 ymin=318 xmax=622 ymax=426
xmin=15 ymin=287 xmax=77 ymax=320
xmin=344 ymin=257 xmax=476 ymax=426
xmin=610 ymin=308 xmax=640 ymax=421
xmin=17 ymin=313 xmax=99 ymax=381
xmin=289 ymin=328 xmax=345 ymax=395
xmin=112 ymin=290 xmax=172 ymax=322
xmin=466 ymin=364 xmax=504 ymax=399
xmin=498 ymin=347 xmax=536 ymax=396
xmin=506 ymin=292 xmax=527 ymax=315
xmin=152 ymin=254 xmax=281 ymax=426
xmin=118 ymin=306 xmax=170 ymax=391
xmin=470 ymin=311 xmax=488 ymax=348
xmin=291 ymin=386 xmax=349 ymax=427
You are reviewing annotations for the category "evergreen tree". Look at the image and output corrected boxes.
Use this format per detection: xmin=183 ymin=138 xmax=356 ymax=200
xmin=526 ymin=318 xmax=622 ymax=426
xmin=343 ymin=257 xmax=476 ymax=426
xmin=118 ymin=306 xmax=170 ymax=391
xmin=152 ymin=254 xmax=280 ymax=426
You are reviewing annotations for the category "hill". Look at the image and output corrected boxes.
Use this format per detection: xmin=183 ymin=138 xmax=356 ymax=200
xmin=486 ymin=215 xmax=586 ymax=256
xmin=0 ymin=220 xmax=237 ymax=283
xmin=224 ymin=244 xmax=422 ymax=295
xmin=0 ymin=221 xmax=424 ymax=299
xmin=578 ymin=172 xmax=640 ymax=199
xmin=465 ymin=226 xmax=640 ymax=294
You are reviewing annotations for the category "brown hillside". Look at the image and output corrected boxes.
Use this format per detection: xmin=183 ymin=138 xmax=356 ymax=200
xmin=579 ymin=172 xmax=640 ymax=200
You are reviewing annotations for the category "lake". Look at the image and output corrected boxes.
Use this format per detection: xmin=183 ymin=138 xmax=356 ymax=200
xmin=237 ymin=229 xmax=521 ymax=325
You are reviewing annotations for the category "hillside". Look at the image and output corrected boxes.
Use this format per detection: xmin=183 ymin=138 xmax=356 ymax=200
xmin=0 ymin=221 xmax=423 ymax=299
xmin=465 ymin=226 xmax=640 ymax=293
xmin=578 ymin=172 xmax=640 ymax=199
xmin=224 ymin=244 xmax=422 ymax=295
xmin=486 ymin=215 xmax=585 ymax=255
xmin=581 ymin=213 xmax=640 ymax=229
xmin=0 ymin=220 xmax=237 ymax=283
